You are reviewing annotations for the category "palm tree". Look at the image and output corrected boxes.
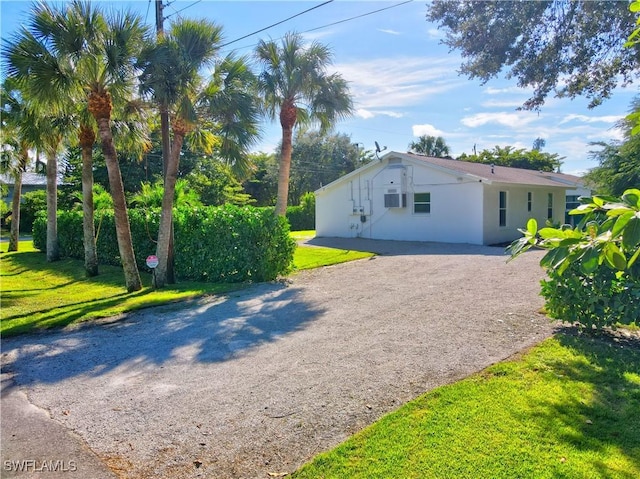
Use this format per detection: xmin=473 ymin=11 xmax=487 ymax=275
xmin=138 ymin=19 xmax=223 ymax=288
xmin=255 ymin=32 xmax=353 ymax=216
xmin=0 ymin=79 xmax=67 ymax=261
xmin=408 ymin=135 xmax=451 ymax=157
xmin=0 ymin=80 xmax=30 ymax=253
xmin=4 ymin=1 xmax=147 ymax=290
xmin=198 ymin=54 xmax=262 ymax=180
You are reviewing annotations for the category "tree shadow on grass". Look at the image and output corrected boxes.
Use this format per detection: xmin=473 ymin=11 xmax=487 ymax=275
xmin=0 ymin=290 xmax=149 ymax=336
xmin=526 ymin=329 xmax=640 ymax=478
xmin=1 ymin=282 xmax=324 ymax=386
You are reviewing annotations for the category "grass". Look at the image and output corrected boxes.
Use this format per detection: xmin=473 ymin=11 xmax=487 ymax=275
xmin=293 ymin=332 xmax=640 ymax=479
xmin=0 ymin=234 xmax=373 ymax=337
xmin=293 ymin=246 xmax=373 ymax=270
xmin=291 ymin=230 xmax=374 ymax=270
xmin=0 ymin=241 xmax=245 ymax=337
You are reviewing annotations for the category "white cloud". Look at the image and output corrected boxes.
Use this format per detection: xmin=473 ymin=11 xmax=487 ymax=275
xmin=559 ymin=114 xmax=623 ymax=125
xmin=412 ymin=124 xmax=445 ymax=137
xmin=335 ymin=56 xmax=464 ymax=115
xmin=461 ymin=112 xmax=540 ymax=129
xmin=356 ymin=109 xmax=403 ymax=119
xmin=426 ymin=28 xmax=444 ymax=40
xmin=484 ymin=86 xmax=531 ymax=95
xmin=481 ymin=99 xmax=528 ymax=108
xmin=378 ymin=29 xmax=400 ymax=35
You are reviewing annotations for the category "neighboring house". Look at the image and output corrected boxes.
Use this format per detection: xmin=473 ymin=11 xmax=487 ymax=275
xmin=315 ymin=151 xmax=591 ymax=246
xmin=1 ymin=172 xmax=48 ymax=205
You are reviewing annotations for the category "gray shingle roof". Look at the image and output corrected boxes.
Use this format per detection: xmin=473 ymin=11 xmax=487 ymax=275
xmin=0 ymin=172 xmax=48 ymax=186
xmin=397 ymin=152 xmax=585 ymax=188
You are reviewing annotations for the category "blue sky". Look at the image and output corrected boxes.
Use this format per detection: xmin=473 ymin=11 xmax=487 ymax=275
xmin=1 ymin=0 xmax=638 ymax=175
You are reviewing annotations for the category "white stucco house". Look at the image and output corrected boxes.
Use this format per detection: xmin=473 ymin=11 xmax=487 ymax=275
xmin=315 ymin=151 xmax=591 ymax=246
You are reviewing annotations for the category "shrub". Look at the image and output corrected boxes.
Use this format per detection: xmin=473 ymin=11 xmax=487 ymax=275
xmin=286 ymin=192 xmax=315 ymax=231
xmin=21 ymin=190 xmax=47 ymax=233
xmin=33 ymin=205 xmax=295 ymax=283
xmin=508 ymin=189 xmax=640 ymax=329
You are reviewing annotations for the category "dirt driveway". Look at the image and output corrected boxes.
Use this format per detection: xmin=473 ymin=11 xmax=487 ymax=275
xmin=1 ymin=239 xmax=556 ymax=478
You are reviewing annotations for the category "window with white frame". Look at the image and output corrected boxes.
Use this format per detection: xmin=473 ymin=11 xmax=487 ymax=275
xmin=547 ymin=193 xmax=554 ymax=219
xmin=414 ymin=192 xmax=431 ymax=214
xmin=499 ymin=191 xmax=507 ymax=227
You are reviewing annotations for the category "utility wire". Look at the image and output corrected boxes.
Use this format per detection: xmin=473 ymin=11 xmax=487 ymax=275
xmin=220 ymin=0 xmax=334 ymax=48
xmin=303 ymin=0 xmax=413 ymax=34
xmin=164 ymin=0 xmax=202 ymax=20
xmin=221 ymin=0 xmax=414 ymax=55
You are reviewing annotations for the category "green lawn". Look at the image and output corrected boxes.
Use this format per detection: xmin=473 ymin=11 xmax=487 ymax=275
xmin=291 ymin=230 xmax=374 ymax=270
xmin=0 ymin=235 xmax=373 ymax=336
xmin=0 ymin=241 xmax=246 ymax=337
xmin=293 ymin=332 xmax=640 ymax=479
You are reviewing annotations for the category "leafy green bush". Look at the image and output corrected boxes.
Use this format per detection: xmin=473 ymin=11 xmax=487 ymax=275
xmin=33 ymin=205 xmax=295 ymax=283
xmin=21 ymin=190 xmax=47 ymax=233
xmin=286 ymin=192 xmax=315 ymax=231
xmin=508 ymin=189 xmax=640 ymax=329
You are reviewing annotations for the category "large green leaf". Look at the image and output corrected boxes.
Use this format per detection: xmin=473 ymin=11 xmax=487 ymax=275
xmin=611 ymin=211 xmax=634 ymax=238
xmin=604 ymin=242 xmax=627 ymax=271
xmin=622 ymin=189 xmax=640 ymax=209
xmin=622 ymin=216 xmax=640 ymax=248
xmin=538 ymin=227 xmax=563 ymax=240
xmin=526 ymin=218 xmax=537 ymax=236
xmin=579 ymin=246 xmax=600 ymax=274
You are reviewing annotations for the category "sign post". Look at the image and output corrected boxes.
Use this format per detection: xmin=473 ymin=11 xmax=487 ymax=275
xmin=146 ymin=255 xmax=159 ymax=288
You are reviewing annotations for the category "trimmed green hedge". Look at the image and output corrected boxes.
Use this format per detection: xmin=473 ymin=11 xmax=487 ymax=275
xmin=33 ymin=205 xmax=296 ymax=283
xmin=286 ymin=192 xmax=315 ymax=231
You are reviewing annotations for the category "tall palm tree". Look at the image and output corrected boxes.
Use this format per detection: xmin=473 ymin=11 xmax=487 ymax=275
xmin=0 ymin=78 xmax=66 ymax=261
xmin=255 ymin=32 xmax=353 ymax=216
xmin=138 ymin=19 xmax=223 ymax=288
xmin=198 ymin=54 xmax=262 ymax=179
xmin=4 ymin=1 xmax=147 ymax=290
xmin=0 ymin=80 xmax=30 ymax=253
xmin=408 ymin=135 xmax=451 ymax=157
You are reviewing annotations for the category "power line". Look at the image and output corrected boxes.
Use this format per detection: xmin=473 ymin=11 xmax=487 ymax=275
xmin=220 ymin=0 xmax=334 ymax=48
xmin=303 ymin=0 xmax=413 ymax=34
xmin=165 ymin=0 xmax=202 ymax=21
xmin=220 ymin=0 xmax=415 ymax=55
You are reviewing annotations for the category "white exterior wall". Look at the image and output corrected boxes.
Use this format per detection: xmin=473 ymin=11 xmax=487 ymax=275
xmin=316 ymin=159 xmax=485 ymax=244
xmin=482 ymin=184 xmax=566 ymax=245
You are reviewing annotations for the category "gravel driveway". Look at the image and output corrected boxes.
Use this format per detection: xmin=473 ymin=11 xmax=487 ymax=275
xmin=1 ymin=239 xmax=557 ymax=478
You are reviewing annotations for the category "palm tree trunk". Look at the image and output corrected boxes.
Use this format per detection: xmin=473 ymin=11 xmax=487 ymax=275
xmin=275 ymin=102 xmax=297 ymax=216
xmin=159 ymin=104 xmax=175 ymax=284
xmin=8 ymin=170 xmax=22 ymax=252
xmin=80 ymin=124 xmax=99 ymax=277
xmin=46 ymin=150 xmax=59 ymax=262
xmin=154 ymin=129 xmax=184 ymax=288
xmin=95 ymin=117 xmax=142 ymax=292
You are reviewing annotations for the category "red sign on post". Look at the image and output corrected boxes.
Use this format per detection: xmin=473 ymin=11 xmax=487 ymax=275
xmin=146 ymin=255 xmax=159 ymax=269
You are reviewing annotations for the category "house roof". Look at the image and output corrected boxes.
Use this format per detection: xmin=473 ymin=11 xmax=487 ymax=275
xmin=316 ymin=151 xmax=588 ymax=193
xmin=392 ymin=152 xmax=586 ymax=188
xmin=0 ymin=172 xmax=48 ymax=186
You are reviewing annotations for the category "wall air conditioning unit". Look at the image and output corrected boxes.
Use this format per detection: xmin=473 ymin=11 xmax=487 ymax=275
xmin=382 ymin=164 xmax=407 ymax=208
xmin=384 ymin=187 xmax=406 ymax=208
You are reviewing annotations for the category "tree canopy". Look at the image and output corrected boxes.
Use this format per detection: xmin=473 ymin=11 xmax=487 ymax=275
xmin=427 ymin=0 xmax=640 ymax=110
xmin=255 ymin=32 xmax=353 ymax=215
xmin=289 ymin=130 xmax=368 ymax=204
xmin=585 ymin=98 xmax=640 ymax=195
xmin=408 ymin=135 xmax=451 ymax=157
xmin=457 ymin=145 xmax=563 ymax=172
